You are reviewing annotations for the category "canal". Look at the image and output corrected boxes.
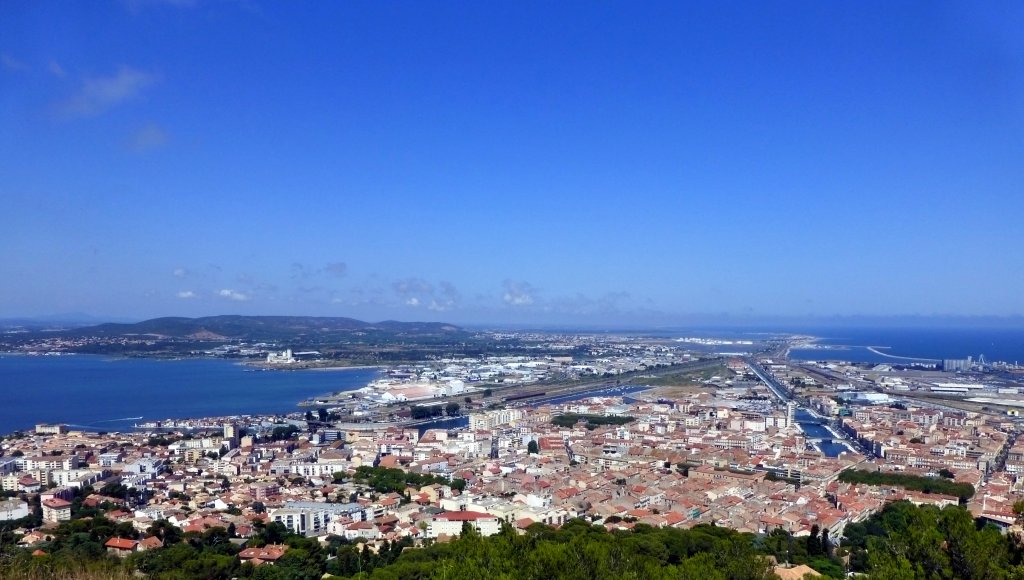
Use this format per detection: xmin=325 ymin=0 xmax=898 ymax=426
xmin=795 ymin=409 xmax=851 ymax=458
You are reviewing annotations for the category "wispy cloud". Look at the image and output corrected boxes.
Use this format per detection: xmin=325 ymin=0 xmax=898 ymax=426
xmin=323 ymin=261 xmax=347 ymax=277
xmin=1 ymin=53 xmax=28 ymax=72
xmin=502 ymin=279 xmax=536 ymax=306
xmin=290 ymin=261 xmax=348 ymax=282
xmin=56 ymin=66 xmax=157 ymax=119
xmin=176 ymin=290 xmax=197 ymax=299
xmin=290 ymin=262 xmax=317 ymax=281
xmin=428 ymin=281 xmax=460 ymax=311
xmin=48 ymin=60 xmax=66 ymax=78
xmin=128 ymin=122 xmax=168 ymax=152
xmin=217 ymin=288 xmax=250 ymax=301
xmin=173 ymin=267 xmax=189 ymax=278
xmin=393 ymin=278 xmax=433 ymax=298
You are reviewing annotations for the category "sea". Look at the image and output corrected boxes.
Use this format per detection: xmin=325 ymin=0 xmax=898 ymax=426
xmin=0 ymin=354 xmax=379 ymax=435
xmin=783 ymin=327 xmax=1024 ymax=365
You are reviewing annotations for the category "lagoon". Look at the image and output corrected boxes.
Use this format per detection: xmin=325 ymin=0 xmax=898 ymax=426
xmin=0 ymin=354 xmax=378 ymax=435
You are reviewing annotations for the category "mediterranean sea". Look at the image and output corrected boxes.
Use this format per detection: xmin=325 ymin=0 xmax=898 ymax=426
xmin=786 ymin=327 xmax=1024 ymax=365
xmin=0 ymin=354 xmax=379 ymax=435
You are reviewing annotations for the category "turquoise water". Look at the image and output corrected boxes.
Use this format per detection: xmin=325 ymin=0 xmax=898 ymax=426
xmin=0 ymin=355 xmax=378 ymax=435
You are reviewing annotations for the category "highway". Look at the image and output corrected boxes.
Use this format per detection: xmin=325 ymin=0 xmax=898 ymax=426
xmin=744 ymin=358 xmax=791 ymax=403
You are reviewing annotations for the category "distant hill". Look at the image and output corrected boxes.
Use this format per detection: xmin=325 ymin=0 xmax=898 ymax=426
xmin=63 ymin=315 xmax=463 ymax=341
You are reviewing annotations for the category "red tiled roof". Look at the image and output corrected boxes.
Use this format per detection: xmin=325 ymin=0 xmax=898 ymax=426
xmin=105 ymin=538 xmax=138 ymax=550
xmin=238 ymin=544 xmax=288 ymax=562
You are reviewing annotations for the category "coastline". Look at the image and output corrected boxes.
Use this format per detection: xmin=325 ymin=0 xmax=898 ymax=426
xmin=303 ymin=365 xmax=384 ymax=371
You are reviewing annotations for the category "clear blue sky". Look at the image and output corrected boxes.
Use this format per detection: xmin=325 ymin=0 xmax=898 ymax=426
xmin=2 ymin=1 xmax=1023 ymax=325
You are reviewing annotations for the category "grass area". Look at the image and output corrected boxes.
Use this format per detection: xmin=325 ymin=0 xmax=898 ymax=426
xmin=641 ymin=364 xmax=729 ymax=387
xmin=551 ymin=413 xmax=636 ymax=429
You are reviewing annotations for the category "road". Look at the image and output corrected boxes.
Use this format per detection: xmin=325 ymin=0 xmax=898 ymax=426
xmin=744 ymin=358 xmax=791 ymax=402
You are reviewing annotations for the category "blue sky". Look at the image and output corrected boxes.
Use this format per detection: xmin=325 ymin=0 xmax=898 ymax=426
xmin=2 ymin=1 xmax=1023 ymax=325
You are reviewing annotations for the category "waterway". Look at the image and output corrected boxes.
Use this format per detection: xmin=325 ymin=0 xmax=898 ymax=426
xmin=0 ymin=354 xmax=379 ymax=435
xmin=795 ymin=409 xmax=850 ymax=457
xmin=787 ymin=326 xmax=1024 ymax=365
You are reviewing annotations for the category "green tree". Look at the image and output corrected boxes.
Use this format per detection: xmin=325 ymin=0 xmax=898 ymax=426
xmin=807 ymin=524 xmax=821 ymax=556
xmin=527 ymin=440 xmax=539 ymax=454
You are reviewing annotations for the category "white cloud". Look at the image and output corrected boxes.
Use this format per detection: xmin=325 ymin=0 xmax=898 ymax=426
xmin=176 ymin=290 xmax=197 ymax=299
xmin=56 ymin=66 xmax=157 ymax=119
xmin=173 ymin=267 xmax=188 ymax=278
xmin=128 ymin=122 xmax=168 ymax=151
xmin=502 ymin=280 xmax=536 ymax=306
xmin=217 ymin=288 xmax=250 ymax=301
xmin=405 ymin=297 xmax=420 ymax=307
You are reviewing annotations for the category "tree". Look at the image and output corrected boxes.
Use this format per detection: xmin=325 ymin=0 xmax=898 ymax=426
xmin=304 ymin=410 xmax=314 ymax=421
xmin=527 ymin=440 xmax=539 ymax=454
xmin=450 ymin=478 xmax=467 ymax=492
xmin=1013 ymin=500 xmax=1024 ymax=518
xmin=317 ymin=407 xmax=328 ymax=422
xmin=446 ymin=402 xmax=461 ymax=417
xmin=270 ymin=424 xmax=300 ymax=441
xmin=483 ymin=388 xmax=493 ymax=397
xmin=807 ymin=524 xmax=821 ymax=555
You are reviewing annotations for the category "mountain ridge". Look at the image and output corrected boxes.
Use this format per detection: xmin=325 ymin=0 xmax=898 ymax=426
xmin=62 ymin=315 xmax=463 ymax=340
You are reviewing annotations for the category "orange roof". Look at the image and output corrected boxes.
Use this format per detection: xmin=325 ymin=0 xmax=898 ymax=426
xmin=238 ymin=544 xmax=288 ymax=562
xmin=104 ymin=538 xmax=138 ymax=550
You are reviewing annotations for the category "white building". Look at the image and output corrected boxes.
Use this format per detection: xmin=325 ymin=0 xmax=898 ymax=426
xmin=269 ymin=501 xmax=365 ymax=536
xmin=426 ymin=511 xmax=501 ymax=538
xmin=0 ymin=499 xmax=29 ymax=521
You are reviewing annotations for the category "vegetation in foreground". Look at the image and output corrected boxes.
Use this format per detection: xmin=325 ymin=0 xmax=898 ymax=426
xmin=4 ymin=500 xmax=1024 ymax=579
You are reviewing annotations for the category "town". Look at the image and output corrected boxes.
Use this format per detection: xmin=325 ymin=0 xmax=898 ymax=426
xmin=5 ymin=343 xmax=1024 ymax=578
